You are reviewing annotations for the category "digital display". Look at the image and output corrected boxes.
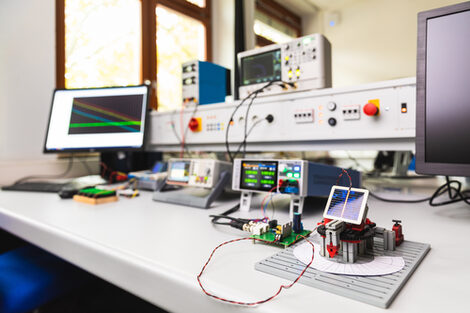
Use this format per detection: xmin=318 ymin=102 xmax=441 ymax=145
xmin=44 ymin=86 xmax=148 ymax=152
xmin=425 ymin=10 xmax=470 ymax=164
xmin=279 ymin=162 xmax=302 ymax=179
xmin=241 ymin=49 xmax=281 ymax=86
xmin=278 ymin=162 xmax=302 ymax=195
xmin=240 ymin=160 xmax=278 ymax=192
xmin=323 ymin=187 xmax=368 ymax=225
xmin=168 ymin=161 xmax=191 ymax=183
xmin=68 ymin=95 xmax=143 ymax=135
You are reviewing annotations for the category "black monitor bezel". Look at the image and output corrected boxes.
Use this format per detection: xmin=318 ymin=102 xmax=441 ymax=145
xmin=43 ymin=85 xmax=151 ymax=154
xmin=415 ymin=1 xmax=470 ymax=176
xmin=239 ymin=159 xmax=279 ymax=192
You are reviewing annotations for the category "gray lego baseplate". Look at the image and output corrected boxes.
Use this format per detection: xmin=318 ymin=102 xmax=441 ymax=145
xmin=255 ymin=235 xmax=430 ymax=308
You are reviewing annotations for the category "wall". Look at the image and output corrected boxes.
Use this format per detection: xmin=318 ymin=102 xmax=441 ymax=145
xmin=212 ymin=0 xmax=235 ymax=99
xmin=316 ymin=0 xmax=462 ymax=87
xmin=0 ymin=0 xmax=95 ymax=185
xmin=0 ymin=0 xmax=55 ymax=160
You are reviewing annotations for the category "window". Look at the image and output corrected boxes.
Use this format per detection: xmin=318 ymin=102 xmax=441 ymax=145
xmin=63 ymin=0 xmax=142 ymax=89
xmin=56 ymin=0 xmax=212 ymax=110
xmin=254 ymin=0 xmax=301 ymax=47
xmin=156 ymin=5 xmax=206 ymax=111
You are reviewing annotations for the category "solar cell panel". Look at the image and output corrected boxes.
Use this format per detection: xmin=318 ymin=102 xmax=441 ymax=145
xmin=323 ymin=186 xmax=369 ymax=225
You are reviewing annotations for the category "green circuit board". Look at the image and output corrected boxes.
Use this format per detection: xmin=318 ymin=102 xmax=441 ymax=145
xmin=251 ymin=229 xmax=312 ymax=247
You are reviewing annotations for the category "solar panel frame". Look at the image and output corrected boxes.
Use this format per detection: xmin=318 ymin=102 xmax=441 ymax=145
xmin=323 ymin=186 xmax=369 ymax=225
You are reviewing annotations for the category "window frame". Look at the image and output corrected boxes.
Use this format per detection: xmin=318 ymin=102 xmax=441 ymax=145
xmin=254 ymin=0 xmax=301 ymax=47
xmin=56 ymin=0 xmax=212 ymax=110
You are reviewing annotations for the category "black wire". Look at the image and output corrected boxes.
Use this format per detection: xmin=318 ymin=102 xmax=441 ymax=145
xmin=232 ymin=118 xmax=266 ymax=160
xmin=364 ymin=172 xmax=436 ymax=179
xmin=209 ymin=204 xmax=248 ymax=230
xmin=211 ymin=221 xmax=233 ymax=226
xmin=445 ymin=176 xmax=454 ymax=199
xmin=210 ymin=203 xmax=275 ymax=231
xmin=242 ymin=90 xmax=262 ymax=157
xmin=240 ymin=82 xmax=294 ymax=158
xmin=428 ymin=177 xmax=470 ymax=206
xmin=366 ymin=176 xmax=470 ymax=206
xmin=368 ymin=190 xmax=431 ymax=203
xmin=225 ymin=81 xmax=276 ymax=162
xmin=209 ymin=215 xmax=250 ymax=223
xmin=14 ymin=156 xmax=75 ymax=185
xmin=210 ymin=203 xmax=240 ymax=224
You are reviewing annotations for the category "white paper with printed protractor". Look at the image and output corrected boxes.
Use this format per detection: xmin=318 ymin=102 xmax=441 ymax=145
xmin=293 ymin=242 xmax=405 ymax=276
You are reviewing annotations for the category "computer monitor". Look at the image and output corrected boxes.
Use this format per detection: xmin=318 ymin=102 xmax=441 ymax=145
xmin=44 ymin=85 xmax=150 ymax=153
xmin=416 ymin=1 xmax=470 ymax=176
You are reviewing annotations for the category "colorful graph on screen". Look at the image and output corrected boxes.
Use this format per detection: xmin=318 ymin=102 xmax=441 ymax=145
xmin=325 ymin=188 xmax=367 ymax=224
xmin=68 ymin=95 xmax=143 ymax=135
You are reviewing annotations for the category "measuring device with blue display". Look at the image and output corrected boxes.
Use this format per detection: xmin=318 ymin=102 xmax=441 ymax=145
xmin=232 ymin=159 xmax=361 ymax=218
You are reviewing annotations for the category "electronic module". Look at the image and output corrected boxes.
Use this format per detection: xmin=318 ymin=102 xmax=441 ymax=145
xmin=238 ymin=33 xmax=331 ymax=99
xmin=182 ymin=60 xmax=230 ymax=106
xmin=153 ymin=158 xmax=232 ymax=209
xmin=165 ymin=158 xmax=232 ymax=189
xmin=232 ymin=159 xmax=361 ymax=217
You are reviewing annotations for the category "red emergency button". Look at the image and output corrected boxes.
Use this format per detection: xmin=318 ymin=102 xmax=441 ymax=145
xmin=188 ymin=117 xmax=201 ymax=132
xmin=363 ymin=102 xmax=379 ymax=116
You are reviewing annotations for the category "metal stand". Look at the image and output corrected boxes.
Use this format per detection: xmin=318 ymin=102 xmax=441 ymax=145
xmin=289 ymin=196 xmax=305 ymax=219
xmin=239 ymin=191 xmax=253 ymax=212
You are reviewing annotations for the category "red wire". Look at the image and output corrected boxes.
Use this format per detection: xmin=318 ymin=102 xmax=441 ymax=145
xmin=335 ymin=168 xmax=352 ymax=188
xmin=260 ymin=185 xmax=278 ymax=219
xmin=179 ymin=104 xmax=185 ymax=158
xmin=100 ymin=162 xmax=108 ymax=178
xmin=197 ymin=234 xmax=315 ymax=306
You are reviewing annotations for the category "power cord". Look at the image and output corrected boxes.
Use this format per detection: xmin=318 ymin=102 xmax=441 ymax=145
xmin=13 ymin=156 xmax=74 ymax=185
xmin=78 ymin=157 xmax=93 ymax=175
xmin=225 ymin=81 xmax=293 ymax=162
xmin=366 ymin=176 xmax=470 ymax=206
xmin=232 ymin=114 xmax=274 ymax=160
xmin=225 ymin=81 xmax=274 ymax=162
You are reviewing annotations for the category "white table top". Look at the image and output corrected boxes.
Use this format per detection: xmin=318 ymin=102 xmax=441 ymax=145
xmin=0 ymin=187 xmax=468 ymax=313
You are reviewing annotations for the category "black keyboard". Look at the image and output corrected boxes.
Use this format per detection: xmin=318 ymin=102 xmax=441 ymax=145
xmin=2 ymin=181 xmax=67 ymax=193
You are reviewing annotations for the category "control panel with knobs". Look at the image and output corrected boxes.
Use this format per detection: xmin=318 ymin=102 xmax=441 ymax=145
xmin=149 ymin=78 xmax=416 ymax=151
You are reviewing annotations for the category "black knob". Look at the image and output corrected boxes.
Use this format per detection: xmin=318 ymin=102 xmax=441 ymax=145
xmin=328 ymin=118 xmax=337 ymax=126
